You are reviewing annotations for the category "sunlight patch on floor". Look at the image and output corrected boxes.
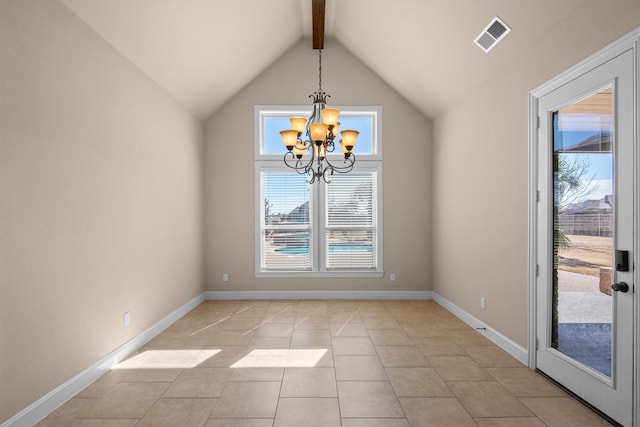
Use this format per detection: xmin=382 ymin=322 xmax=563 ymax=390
xmin=113 ymin=349 xmax=221 ymax=369
xmin=230 ymin=349 xmax=328 ymax=368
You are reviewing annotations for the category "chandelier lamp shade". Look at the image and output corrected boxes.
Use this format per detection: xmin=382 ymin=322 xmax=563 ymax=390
xmin=280 ymin=49 xmax=359 ymax=183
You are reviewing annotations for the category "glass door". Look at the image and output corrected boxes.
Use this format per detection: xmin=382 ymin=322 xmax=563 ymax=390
xmin=551 ymin=86 xmax=614 ymax=378
xmin=535 ymin=49 xmax=633 ymax=426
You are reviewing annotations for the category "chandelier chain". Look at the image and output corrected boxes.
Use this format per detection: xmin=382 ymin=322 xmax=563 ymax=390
xmin=318 ymin=49 xmax=322 ymax=95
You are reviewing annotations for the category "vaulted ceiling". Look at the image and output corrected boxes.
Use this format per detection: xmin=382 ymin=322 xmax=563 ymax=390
xmin=59 ymin=0 xmax=606 ymax=121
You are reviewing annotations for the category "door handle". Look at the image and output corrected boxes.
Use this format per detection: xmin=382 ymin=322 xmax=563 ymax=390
xmin=612 ymin=282 xmax=629 ymax=293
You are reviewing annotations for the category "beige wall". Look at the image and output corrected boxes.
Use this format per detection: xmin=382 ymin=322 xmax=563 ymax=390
xmin=432 ymin=2 xmax=640 ymax=347
xmin=204 ymin=38 xmax=432 ymax=293
xmin=0 ymin=1 xmax=204 ymax=422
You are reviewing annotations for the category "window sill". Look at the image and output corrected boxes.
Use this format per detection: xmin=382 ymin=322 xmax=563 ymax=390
xmin=255 ymin=271 xmax=385 ymax=279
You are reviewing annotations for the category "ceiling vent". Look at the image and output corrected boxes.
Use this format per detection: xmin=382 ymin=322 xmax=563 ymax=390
xmin=474 ymin=16 xmax=511 ymax=53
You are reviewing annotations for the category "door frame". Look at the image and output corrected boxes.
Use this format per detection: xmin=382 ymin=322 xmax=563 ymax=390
xmin=528 ymin=27 xmax=640 ymax=425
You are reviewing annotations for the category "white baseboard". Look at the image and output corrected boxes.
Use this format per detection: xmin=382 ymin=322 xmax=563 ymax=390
xmin=432 ymin=293 xmax=529 ymax=365
xmin=204 ymin=290 xmax=434 ymax=300
xmin=2 ymin=294 xmax=205 ymax=427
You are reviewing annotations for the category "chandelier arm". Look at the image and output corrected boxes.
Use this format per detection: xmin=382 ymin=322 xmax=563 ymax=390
xmin=307 ymin=168 xmax=317 ymax=184
xmin=325 ymin=141 xmax=336 ymax=153
xmin=283 ymin=141 xmax=329 ymax=184
xmin=283 ymin=150 xmax=296 ymax=168
xmin=322 ymin=153 xmax=356 ymax=173
xmin=283 ymin=150 xmax=303 ymax=169
xmin=284 ymin=146 xmax=312 ymax=171
xmin=321 ymin=163 xmax=334 ymax=183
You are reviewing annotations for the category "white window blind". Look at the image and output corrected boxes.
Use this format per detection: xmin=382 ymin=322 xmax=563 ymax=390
xmin=261 ymin=172 xmax=311 ymax=271
xmin=325 ymin=173 xmax=377 ymax=269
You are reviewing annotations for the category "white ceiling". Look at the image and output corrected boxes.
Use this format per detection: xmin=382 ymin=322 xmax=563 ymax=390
xmin=60 ymin=0 xmax=591 ymax=120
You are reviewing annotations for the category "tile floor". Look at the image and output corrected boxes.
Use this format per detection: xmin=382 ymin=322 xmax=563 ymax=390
xmin=37 ymin=300 xmax=613 ymax=426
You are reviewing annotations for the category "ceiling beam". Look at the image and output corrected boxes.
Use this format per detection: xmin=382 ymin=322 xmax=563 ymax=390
xmin=312 ymin=0 xmax=325 ymax=49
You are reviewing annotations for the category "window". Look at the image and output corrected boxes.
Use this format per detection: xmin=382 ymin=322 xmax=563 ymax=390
xmin=255 ymin=105 xmax=383 ymax=277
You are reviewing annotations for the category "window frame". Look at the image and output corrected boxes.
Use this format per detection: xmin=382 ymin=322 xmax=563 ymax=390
xmin=254 ymin=105 xmax=383 ymax=278
xmin=255 ymin=105 xmax=382 ymax=160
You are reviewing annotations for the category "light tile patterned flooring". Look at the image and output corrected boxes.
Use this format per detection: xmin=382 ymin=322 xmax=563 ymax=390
xmin=38 ymin=300 xmax=613 ymax=426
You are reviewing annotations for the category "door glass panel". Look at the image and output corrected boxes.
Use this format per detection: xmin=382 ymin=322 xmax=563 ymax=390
xmin=552 ymin=86 xmax=614 ymax=377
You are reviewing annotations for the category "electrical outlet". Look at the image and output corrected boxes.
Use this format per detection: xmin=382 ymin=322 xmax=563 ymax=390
xmin=390 ymin=273 xmax=396 ymax=282
xmin=124 ymin=311 xmax=131 ymax=327
xmin=480 ymin=297 xmax=486 ymax=309
xmin=223 ymin=274 xmax=229 ymax=282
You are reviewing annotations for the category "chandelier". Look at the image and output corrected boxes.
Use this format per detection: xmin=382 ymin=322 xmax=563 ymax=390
xmin=280 ymin=49 xmax=359 ymax=184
